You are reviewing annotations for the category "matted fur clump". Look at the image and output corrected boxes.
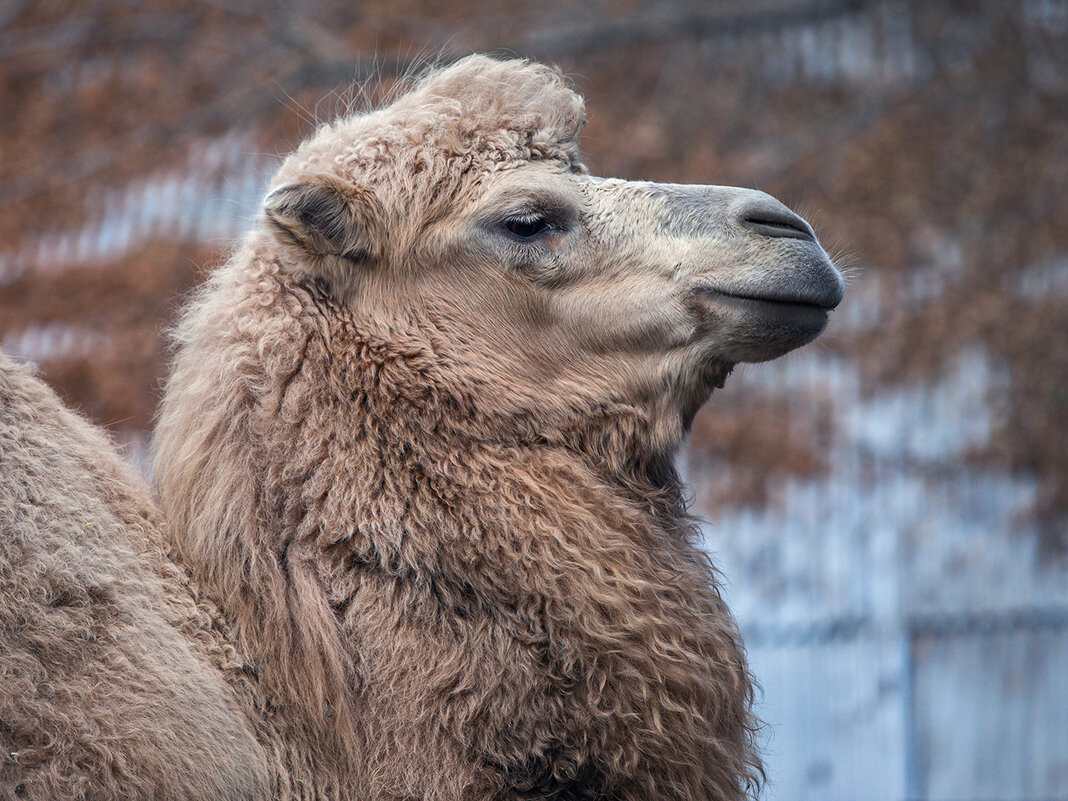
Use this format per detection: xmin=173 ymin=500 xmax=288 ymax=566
xmin=3 ymin=54 xmax=843 ymax=800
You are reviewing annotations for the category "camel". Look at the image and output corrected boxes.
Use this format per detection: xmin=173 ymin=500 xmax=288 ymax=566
xmin=1 ymin=55 xmax=842 ymax=800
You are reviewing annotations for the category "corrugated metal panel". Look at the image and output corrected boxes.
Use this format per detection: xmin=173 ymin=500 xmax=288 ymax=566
xmin=913 ymin=624 xmax=1068 ymax=800
xmin=748 ymin=633 xmax=908 ymax=801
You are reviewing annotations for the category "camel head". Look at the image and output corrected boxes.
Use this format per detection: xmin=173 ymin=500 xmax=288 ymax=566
xmin=260 ymin=54 xmax=843 ymax=451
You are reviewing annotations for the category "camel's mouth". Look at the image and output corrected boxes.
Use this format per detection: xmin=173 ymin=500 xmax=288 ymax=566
xmin=700 ymin=287 xmax=841 ymax=313
xmin=698 ymin=287 xmax=834 ymax=341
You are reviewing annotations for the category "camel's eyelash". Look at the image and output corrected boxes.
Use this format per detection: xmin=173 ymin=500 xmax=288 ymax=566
xmin=503 ymin=215 xmax=553 ymax=238
xmin=493 ymin=202 xmax=575 ymax=239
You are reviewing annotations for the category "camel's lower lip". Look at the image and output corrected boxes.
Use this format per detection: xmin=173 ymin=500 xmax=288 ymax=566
xmin=694 ymin=286 xmax=833 ymax=360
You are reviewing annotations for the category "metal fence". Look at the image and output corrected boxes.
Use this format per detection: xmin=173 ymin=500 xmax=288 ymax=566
xmin=697 ymin=335 xmax=1068 ymax=800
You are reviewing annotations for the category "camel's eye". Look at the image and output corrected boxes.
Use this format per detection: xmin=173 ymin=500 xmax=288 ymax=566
xmin=503 ymin=216 xmax=550 ymax=238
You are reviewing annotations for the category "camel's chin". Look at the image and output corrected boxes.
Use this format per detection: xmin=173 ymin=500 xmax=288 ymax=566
xmin=679 ymin=359 xmax=735 ymax=430
xmin=698 ymin=290 xmax=832 ymax=363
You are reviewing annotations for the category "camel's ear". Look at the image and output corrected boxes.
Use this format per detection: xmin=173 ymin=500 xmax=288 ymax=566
xmin=264 ymin=175 xmax=385 ymax=271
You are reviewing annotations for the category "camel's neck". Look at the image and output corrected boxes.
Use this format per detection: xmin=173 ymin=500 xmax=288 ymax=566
xmin=152 ymin=273 xmax=747 ymax=793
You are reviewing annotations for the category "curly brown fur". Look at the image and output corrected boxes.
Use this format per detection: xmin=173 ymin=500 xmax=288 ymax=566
xmin=0 ymin=353 xmax=273 ymax=800
xmin=155 ymin=273 xmax=758 ymax=800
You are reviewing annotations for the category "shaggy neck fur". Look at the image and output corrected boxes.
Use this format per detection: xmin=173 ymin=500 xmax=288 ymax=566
xmin=153 ymin=248 xmax=759 ymax=801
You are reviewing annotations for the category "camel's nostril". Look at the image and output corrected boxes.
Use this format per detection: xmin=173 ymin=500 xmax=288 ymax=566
xmin=739 ymin=202 xmax=815 ymax=242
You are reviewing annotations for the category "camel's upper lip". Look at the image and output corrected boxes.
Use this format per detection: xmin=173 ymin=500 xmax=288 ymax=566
xmin=693 ymin=244 xmax=845 ymax=312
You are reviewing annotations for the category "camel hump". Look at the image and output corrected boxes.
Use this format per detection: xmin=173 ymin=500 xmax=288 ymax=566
xmin=0 ymin=352 xmax=271 ymax=801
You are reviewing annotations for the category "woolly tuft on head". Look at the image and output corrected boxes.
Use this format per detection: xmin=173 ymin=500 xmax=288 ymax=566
xmin=273 ymin=55 xmax=586 ymax=188
xmin=390 ymin=54 xmax=587 ymax=167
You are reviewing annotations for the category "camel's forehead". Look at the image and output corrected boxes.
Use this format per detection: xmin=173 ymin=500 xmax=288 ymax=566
xmin=277 ymin=56 xmax=587 ymax=185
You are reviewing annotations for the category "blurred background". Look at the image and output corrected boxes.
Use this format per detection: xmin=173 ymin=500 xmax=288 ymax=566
xmin=1 ymin=1 xmax=1066 ymax=798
